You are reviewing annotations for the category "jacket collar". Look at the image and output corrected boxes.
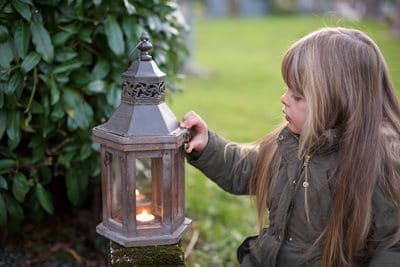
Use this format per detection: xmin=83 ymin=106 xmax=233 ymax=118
xmin=277 ymin=127 xmax=340 ymax=160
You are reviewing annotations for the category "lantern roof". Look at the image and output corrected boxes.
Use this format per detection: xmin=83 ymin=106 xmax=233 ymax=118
xmin=93 ymin=32 xmax=181 ymax=141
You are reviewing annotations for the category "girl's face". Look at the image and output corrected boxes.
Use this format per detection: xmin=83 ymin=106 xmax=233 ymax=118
xmin=281 ymin=88 xmax=309 ymax=134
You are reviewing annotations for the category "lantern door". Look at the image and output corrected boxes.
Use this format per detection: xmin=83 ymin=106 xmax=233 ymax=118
xmin=128 ymin=150 xmax=173 ymax=237
xmin=100 ymin=148 xmax=126 ymax=231
xmin=133 ymin=154 xmax=163 ymax=233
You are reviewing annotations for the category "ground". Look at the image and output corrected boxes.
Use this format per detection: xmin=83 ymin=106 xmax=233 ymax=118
xmin=0 ymin=209 xmax=107 ymax=267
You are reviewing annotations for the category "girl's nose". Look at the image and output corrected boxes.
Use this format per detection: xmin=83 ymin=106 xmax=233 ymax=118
xmin=281 ymin=92 xmax=289 ymax=106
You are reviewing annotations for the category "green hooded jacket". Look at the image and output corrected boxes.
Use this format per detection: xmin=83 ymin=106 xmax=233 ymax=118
xmin=187 ymin=127 xmax=400 ymax=266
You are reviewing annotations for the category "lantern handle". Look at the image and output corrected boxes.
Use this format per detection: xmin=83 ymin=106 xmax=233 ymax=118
xmin=127 ymin=42 xmax=141 ymax=65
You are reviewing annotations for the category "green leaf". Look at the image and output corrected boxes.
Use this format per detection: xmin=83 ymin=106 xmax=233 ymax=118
xmin=40 ymin=74 xmax=59 ymax=105
xmin=66 ymin=116 xmax=77 ymax=131
xmin=30 ymin=100 xmax=44 ymax=114
xmin=35 ymin=183 xmax=54 ymax=214
xmin=62 ymin=89 xmax=93 ymax=129
xmin=0 ymin=40 xmax=14 ymax=68
xmin=79 ymin=143 xmax=91 ymax=161
xmin=0 ymin=25 xmax=9 ymax=43
xmin=49 ymin=79 xmax=59 ymax=105
xmin=78 ymin=28 xmax=92 ymax=43
xmin=0 ymin=146 xmax=16 ymax=158
xmin=78 ymin=49 xmax=93 ymax=66
xmin=147 ymin=16 xmax=162 ymax=31
xmin=3 ymin=193 xmax=24 ymax=221
xmin=28 ymin=134 xmax=45 ymax=162
xmin=19 ymin=0 xmax=33 ymax=4
xmin=5 ymin=72 xmax=22 ymax=95
xmin=53 ymin=59 xmax=82 ymax=74
xmin=106 ymin=83 xmax=120 ymax=108
xmin=86 ymin=80 xmax=105 ymax=94
xmin=63 ymin=143 xmax=80 ymax=153
xmin=6 ymin=110 xmax=20 ymax=141
xmin=31 ymin=15 xmax=54 ymax=63
xmin=58 ymin=23 xmax=78 ymax=34
xmin=52 ymin=31 xmax=73 ymax=47
xmin=41 ymin=119 xmax=53 ymax=133
xmin=12 ymin=172 xmax=30 ymax=203
xmin=122 ymin=16 xmax=142 ymax=45
xmin=8 ymin=131 xmax=21 ymax=150
xmin=57 ymin=150 xmax=75 ymax=168
xmin=28 ymin=131 xmax=42 ymax=148
xmin=123 ymin=0 xmax=136 ymax=15
xmin=0 ymin=91 xmax=3 ymax=108
xmin=93 ymin=0 xmax=101 ymax=7
xmin=0 ymin=159 xmax=15 ymax=172
xmin=11 ymin=0 xmax=32 ymax=21
xmin=50 ymin=102 xmax=64 ymax=121
xmin=20 ymin=52 xmax=40 ymax=73
xmin=55 ymin=49 xmax=77 ymax=62
xmin=0 ymin=193 xmax=7 ymax=225
xmin=55 ymin=73 xmax=69 ymax=84
xmin=13 ymin=22 xmax=30 ymax=58
xmin=66 ymin=169 xmax=79 ymax=206
xmin=0 ymin=109 xmax=6 ymax=138
xmin=0 ymin=176 xmax=8 ymax=190
xmin=70 ymin=70 xmax=92 ymax=86
xmin=92 ymin=59 xmax=110 ymax=79
xmin=104 ymin=15 xmax=125 ymax=56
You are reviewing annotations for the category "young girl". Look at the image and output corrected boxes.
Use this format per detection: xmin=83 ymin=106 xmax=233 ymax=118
xmin=182 ymin=27 xmax=400 ymax=266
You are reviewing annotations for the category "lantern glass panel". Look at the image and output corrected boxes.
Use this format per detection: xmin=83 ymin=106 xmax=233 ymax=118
xmin=111 ymin=153 xmax=122 ymax=224
xmin=135 ymin=157 xmax=163 ymax=225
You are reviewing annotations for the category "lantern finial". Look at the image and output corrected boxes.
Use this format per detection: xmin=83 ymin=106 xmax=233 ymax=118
xmin=138 ymin=32 xmax=152 ymax=61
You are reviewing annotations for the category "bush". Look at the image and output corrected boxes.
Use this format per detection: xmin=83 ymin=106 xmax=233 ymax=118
xmin=0 ymin=0 xmax=188 ymax=231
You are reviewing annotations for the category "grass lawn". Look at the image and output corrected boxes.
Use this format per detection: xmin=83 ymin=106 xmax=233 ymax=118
xmin=169 ymin=15 xmax=400 ymax=266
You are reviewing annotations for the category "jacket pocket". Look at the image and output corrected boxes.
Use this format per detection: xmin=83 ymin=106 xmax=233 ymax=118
xmin=240 ymin=229 xmax=281 ymax=267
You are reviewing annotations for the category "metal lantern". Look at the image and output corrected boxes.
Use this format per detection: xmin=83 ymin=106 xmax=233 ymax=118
xmin=92 ymin=32 xmax=192 ymax=247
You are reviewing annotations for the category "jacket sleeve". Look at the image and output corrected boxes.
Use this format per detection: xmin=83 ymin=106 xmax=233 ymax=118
xmin=186 ymin=131 xmax=257 ymax=195
xmin=368 ymin=187 xmax=400 ymax=266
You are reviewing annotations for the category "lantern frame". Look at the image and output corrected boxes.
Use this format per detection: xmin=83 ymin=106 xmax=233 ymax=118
xmin=92 ymin=32 xmax=191 ymax=247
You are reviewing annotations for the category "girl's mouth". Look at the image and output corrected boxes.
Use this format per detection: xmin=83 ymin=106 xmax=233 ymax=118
xmin=282 ymin=108 xmax=291 ymax=123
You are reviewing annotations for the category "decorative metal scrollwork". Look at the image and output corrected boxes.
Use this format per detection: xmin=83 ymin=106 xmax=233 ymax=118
xmin=122 ymin=80 xmax=165 ymax=104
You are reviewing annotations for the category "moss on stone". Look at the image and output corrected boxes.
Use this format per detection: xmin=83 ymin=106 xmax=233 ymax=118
xmin=109 ymin=241 xmax=185 ymax=267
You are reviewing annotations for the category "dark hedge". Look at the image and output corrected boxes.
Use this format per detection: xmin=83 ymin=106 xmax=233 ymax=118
xmin=0 ymin=0 xmax=188 ymax=230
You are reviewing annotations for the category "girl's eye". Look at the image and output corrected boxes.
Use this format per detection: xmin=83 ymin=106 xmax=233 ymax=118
xmin=292 ymin=94 xmax=303 ymax=101
xmin=286 ymin=88 xmax=304 ymax=102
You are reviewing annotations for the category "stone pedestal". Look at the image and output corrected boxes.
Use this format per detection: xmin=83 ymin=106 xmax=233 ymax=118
xmin=108 ymin=241 xmax=185 ymax=267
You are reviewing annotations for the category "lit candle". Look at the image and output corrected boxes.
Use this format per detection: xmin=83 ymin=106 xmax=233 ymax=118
xmin=136 ymin=209 xmax=155 ymax=222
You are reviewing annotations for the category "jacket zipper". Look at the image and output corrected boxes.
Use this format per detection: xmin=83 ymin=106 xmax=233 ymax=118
xmin=282 ymin=153 xmax=312 ymax=241
xmin=303 ymin=154 xmax=312 ymax=224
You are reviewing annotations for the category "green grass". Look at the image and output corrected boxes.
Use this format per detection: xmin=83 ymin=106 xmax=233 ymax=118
xmin=168 ymin=15 xmax=400 ymax=266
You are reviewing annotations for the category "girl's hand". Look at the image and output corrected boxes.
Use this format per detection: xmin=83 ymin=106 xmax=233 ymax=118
xmin=181 ymin=111 xmax=209 ymax=153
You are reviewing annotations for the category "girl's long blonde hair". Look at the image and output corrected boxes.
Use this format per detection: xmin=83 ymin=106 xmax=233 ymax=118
xmin=250 ymin=27 xmax=400 ymax=266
